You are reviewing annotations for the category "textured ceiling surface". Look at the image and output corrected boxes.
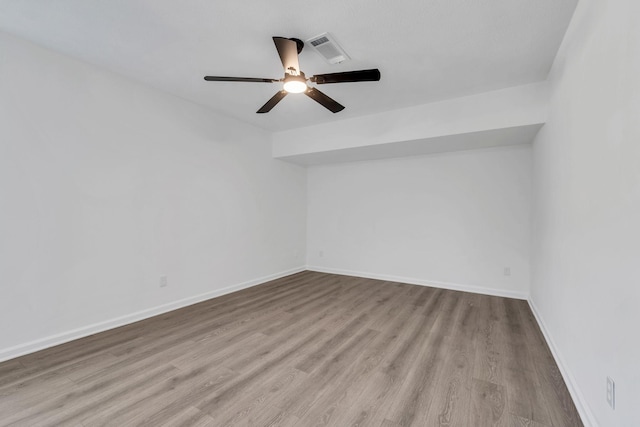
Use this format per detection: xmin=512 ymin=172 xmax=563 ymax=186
xmin=0 ymin=0 xmax=577 ymax=131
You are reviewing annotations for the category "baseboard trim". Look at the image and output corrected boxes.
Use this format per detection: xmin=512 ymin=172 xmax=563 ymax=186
xmin=528 ymin=299 xmax=598 ymax=427
xmin=306 ymin=265 xmax=528 ymax=300
xmin=0 ymin=266 xmax=306 ymax=364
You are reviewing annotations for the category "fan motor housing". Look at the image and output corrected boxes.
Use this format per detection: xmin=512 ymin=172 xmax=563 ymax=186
xmin=289 ymin=38 xmax=304 ymax=54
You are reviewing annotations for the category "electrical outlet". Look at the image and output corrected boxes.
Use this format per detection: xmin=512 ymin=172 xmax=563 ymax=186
xmin=159 ymin=275 xmax=168 ymax=288
xmin=607 ymin=377 xmax=615 ymax=409
xmin=504 ymin=267 xmax=511 ymax=276
xmin=319 ymin=250 xmax=324 ymax=258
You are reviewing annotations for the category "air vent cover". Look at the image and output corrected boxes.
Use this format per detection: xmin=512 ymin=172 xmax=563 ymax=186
xmin=306 ymin=33 xmax=350 ymax=64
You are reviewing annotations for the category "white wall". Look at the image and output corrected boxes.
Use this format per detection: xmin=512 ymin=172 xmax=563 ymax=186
xmin=0 ymin=32 xmax=307 ymax=360
xmin=307 ymin=145 xmax=532 ymax=298
xmin=530 ymin=0 xmax=640 ymax=425
xmin=273 ymin=82 xmax=548 ymax=161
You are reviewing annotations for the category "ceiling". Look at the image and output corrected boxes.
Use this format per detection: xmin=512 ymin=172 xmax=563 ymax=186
xmin=0 ymin=0 xmax=577 ymax=132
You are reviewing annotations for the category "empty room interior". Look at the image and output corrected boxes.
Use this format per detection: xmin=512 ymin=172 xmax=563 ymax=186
xmin=0 ymin=0 xmax=638 ymax=426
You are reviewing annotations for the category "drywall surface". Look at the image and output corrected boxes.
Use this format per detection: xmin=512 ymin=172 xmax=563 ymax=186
xmin=272 ymin=82 xmax=548 ymax=161
xmin=277 ymin=124 xmax=543 ymax=166
xmin=307 ymin=145 xmax=532 ymax=298
xmin=0 ymin=33 xmax=307 ymax=359
xmin=530 ymin=0 xmax=640 ymax=425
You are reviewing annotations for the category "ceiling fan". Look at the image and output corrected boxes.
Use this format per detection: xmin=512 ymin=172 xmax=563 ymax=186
xmin=204 ymin=37 xmax=381 ymax=114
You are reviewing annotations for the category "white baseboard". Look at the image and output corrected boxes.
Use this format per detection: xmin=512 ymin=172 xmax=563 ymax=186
xmin=0 ymin=266 xmax=305 ymax=364
xmin=528 ymin=299 xmax=598 ymax=427
xmin=306 ymin=265 xmax=528 ymax=300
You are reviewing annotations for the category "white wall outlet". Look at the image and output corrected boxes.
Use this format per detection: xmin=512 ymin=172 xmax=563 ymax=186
xmin=159 ymin=275 xmax=168 ymax=288
xmin=504 ymin=267 xmax=511 ymax=276
xmin=319 ymin=250 xmax=324 ymax=258
xmin=607 ymin=377 xmax=615 ymax=409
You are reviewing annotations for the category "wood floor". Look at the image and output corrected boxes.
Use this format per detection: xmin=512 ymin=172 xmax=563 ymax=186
xmin=0 ymin=271 xmax=582 ymax=427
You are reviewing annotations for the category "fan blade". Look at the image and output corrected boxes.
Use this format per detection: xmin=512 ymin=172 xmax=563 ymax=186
xmin=305 ymin=87 xmax=345 ymax=113
xmin=310 ymin=69 xmax=381 ymax=84
xmin=273 ymin=37 xmax=300 ymax=76
xmin=204 ymin=76 xmax=279 ymax=83
xmin=257 ymin=90 xmax=288 ymax=114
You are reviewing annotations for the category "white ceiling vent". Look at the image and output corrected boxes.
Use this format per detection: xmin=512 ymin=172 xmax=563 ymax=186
xmin=307 ymin=33 xmax=350 ymax=64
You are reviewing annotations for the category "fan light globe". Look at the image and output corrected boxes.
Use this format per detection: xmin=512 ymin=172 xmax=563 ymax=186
xmin=283 ymin=78 xmax=307 ymax=93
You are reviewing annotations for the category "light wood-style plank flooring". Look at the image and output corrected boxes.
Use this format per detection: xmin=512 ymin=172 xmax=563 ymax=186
xmin=0 ymin=271 xmax=582 ymax=426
